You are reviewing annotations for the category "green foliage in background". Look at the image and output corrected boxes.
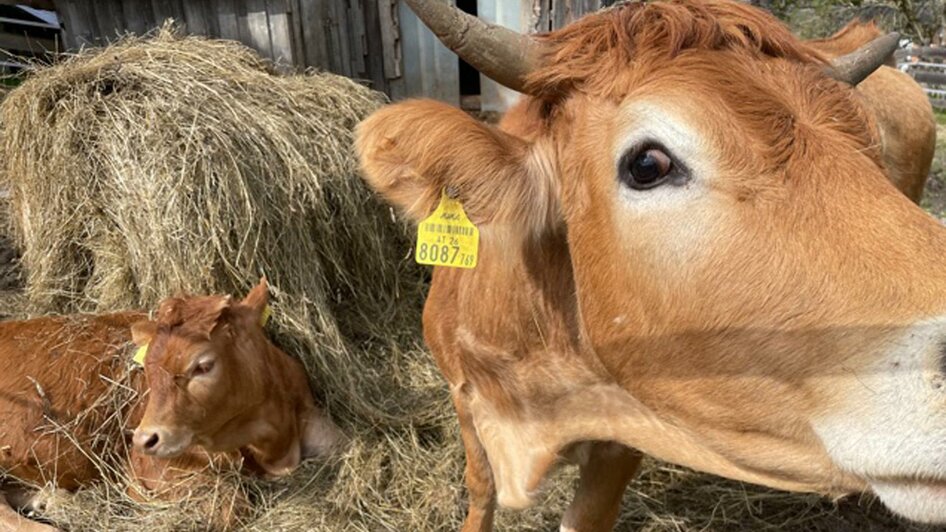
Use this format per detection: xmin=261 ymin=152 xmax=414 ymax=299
xmin=759 ymin=0 xmax=943 ymax=42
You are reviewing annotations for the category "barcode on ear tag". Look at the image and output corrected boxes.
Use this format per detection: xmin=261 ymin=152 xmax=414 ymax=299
xmin=416 ymin=191 xmax=479 ymax=269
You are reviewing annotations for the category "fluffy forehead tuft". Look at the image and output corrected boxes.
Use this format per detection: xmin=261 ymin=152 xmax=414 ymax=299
xmin=526 ymin=0 xmax=825 ymax=99
xmin=156 ymin=295 xmax=229 ymax=329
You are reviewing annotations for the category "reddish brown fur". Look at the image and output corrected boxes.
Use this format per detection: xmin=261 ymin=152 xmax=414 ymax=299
xmin=0 ymin=282 xmax=339 ymax=530
xmin=808 ymin=21 xmax=935 ymax=202
xmin=357 ymin=1 xmax=946 ymax=530
xmin=527 ymin=0 xmax=825 ymax=99
xmin=134 ymin=282 xmax=338 ymax=475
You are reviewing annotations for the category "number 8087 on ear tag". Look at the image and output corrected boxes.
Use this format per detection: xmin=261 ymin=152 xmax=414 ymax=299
xmin=416 ymin=191 xmax=479 ymax=269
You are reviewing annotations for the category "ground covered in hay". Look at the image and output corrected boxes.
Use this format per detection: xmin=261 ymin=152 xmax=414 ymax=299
xmin=0 ymin=31 xmax=943 ymax=532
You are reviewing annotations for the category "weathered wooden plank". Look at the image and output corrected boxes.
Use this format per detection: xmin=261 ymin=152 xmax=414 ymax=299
xmin=0 ymin=16 xmax=58 ymax=30
xmin=0 ymin=0 xmax=55 ymax=9
xmin=182 ymin=0 xmax=218 ymax=36
xmin=477 ymin=0 xmax=523 ymax=111
xmin=398 ymin=0 xmax=458 ymax=104
xmin=59 ymin=0 xmax=98 ymax=47
xmin=376 ymin=0 xmax=400 ymax=78
xmin=348 ymin=0 xmax=367 ymax=74
xmin=286 ymin=0 xmax=305 ymax=67
xmin=265 ymin=0 xmax=293 ymax=65
xmin=0 ymin=30 xmax=56 ymax=53
xmin=244 ymin=0 xmax=273 ymax=59
xmin=91 ymin=0 xmax=125 ymax=41
xmin=151 ymin=0 xmax=186 ymax=27
xmin=328 ymin=0 xmax=352 ymax=75
xmin=297 ymin=0 xmax=329 ymax=69
xmin=550 ymin=0 xmax=567 ymax=28
xmin=216 ymin=0 xmax=241 ymax=40
xmin=119 ymin=0 xmax=154 ymax=35
xmin=531 ymin=0 xmax=551 ymax=33
xmin=235 ymin=0 xmax=252 ymax=47
xmin=360 ymin=0 xmax=389 ymax=92
xmin=397 ymin=0 xmax=422 ymax=96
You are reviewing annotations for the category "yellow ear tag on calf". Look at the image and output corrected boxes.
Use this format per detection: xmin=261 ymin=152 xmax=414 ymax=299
xmin=133 ymin=304 xmax=273 ymax=366
xmin=133 ymin=345 xmax=148 ymax=366
xmin=416 ymin=190 xmax=479 ymax=269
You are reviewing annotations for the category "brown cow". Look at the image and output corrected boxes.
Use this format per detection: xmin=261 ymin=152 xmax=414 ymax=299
xmin=809 ymin=21 xmax=936 ymax=202
xmin=0 ymin=279 xmax=342 ymax=531
xmin=357 ymin=0 xmax=946 ymax=530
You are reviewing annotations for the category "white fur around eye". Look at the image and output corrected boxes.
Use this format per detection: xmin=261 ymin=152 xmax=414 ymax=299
xmin=613 ymin=100 xmax=714 ymax=211
xmin=609 ymin=100 xmax=726 ymax=267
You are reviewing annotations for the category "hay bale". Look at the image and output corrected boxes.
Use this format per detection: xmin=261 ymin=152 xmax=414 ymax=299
xmin=0 ymin=28 xmax=463 ymax=531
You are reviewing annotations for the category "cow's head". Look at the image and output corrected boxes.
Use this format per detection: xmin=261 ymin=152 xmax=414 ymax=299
xmin=357 ymin=0 xmax=946 ymax=523
xmin=131 ymin=279 xmax=343 ymax=475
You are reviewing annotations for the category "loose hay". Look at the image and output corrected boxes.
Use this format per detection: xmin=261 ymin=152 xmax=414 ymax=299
xmin=0 ymin=27 xmax=935 ymax=532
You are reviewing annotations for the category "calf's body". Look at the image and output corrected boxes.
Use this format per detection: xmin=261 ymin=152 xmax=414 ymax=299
xmin=0 ymin=280 xmax=341 ymax=530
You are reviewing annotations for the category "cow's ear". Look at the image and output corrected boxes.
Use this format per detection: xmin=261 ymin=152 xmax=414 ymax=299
xmin=131 ymin=320 xmax=157 ymax=346
xmin=356 ymin=99 xmax=555 ymax=228
xmin=241 ymin=276 xmax=269 ymax=316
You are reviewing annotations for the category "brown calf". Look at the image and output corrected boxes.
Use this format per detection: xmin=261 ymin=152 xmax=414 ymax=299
xmin=0 ymin=279 xmax=342 ymax=530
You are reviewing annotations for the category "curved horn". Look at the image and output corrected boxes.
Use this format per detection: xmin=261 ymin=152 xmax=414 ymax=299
xmin=402 ymin=0 xmax=541 ymax=93
xmin=826 ymin=32 xmax=900 ymax=85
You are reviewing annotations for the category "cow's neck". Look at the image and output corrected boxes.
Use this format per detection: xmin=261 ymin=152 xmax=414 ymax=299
xmin=431 ymin=226 xmax=865 ymax=509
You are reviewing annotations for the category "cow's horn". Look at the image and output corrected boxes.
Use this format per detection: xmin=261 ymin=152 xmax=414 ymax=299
xmin=826 ymin=32 xmax=900 ymax=85
xmin=402 ymin=0 xmax=541 ymax=93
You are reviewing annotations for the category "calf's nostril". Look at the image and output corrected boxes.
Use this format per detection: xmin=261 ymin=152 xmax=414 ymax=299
xmin=143 ymin=432 xmax=160 ymax=450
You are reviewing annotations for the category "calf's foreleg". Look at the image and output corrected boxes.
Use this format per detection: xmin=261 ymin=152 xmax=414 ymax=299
xmin=0 ymin=490 xmax=58 ymax=532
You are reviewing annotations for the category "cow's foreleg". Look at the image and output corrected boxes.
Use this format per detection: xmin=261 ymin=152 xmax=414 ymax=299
xmin=561 ymin=441 xmax=641 ymax=532
xmin=454 ymin=396 xmax=496 ymax=532
xmin=0 ymin=490 xmax=59 ymax=532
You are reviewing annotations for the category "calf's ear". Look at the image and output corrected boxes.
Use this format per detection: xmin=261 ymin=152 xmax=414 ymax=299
xmin=131 ymin=320 xmax=157 ymax=346
xmin=240 ymin=276 xmax=270 ymax=320
xmin=356 ymin=99 xmax=555 ymax=229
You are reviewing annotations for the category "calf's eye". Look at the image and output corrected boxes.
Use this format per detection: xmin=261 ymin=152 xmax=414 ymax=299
xmin=619 ymin=146 xmax=676 ymax=190
xmin=192 ymin=358 xmax=215 ymax=377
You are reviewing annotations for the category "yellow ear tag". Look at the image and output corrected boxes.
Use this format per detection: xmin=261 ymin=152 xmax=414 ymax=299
xmin=133 ymin=344 xmax=148 ymax=366
xmin=416 ymin=190 xmax=479 ymax=269
xmin=260 ymin=304 xmax=272 ymax=327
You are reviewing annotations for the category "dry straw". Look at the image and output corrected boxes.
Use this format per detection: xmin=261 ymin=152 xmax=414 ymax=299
xmin=0 ymin=26 xmax=930 ymax=532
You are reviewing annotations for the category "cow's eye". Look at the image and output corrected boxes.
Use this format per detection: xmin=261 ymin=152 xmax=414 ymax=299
xmin=619 ymin=146 xmax=676 ymax=190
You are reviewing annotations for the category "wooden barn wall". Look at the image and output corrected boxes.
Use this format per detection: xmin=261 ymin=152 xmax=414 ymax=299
xmin=52 ymin=0 xmax=605 ymax=110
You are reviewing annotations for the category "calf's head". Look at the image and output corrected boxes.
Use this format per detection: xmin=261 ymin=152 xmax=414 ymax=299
xmin=358 ymin=0 xmax=946 ymax=523
xmin=131 ymin=279 xmax=342 ymax=474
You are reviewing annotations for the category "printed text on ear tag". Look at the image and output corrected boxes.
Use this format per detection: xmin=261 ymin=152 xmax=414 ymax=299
xmin=416 ymin=190 xmax=479 ymax=269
